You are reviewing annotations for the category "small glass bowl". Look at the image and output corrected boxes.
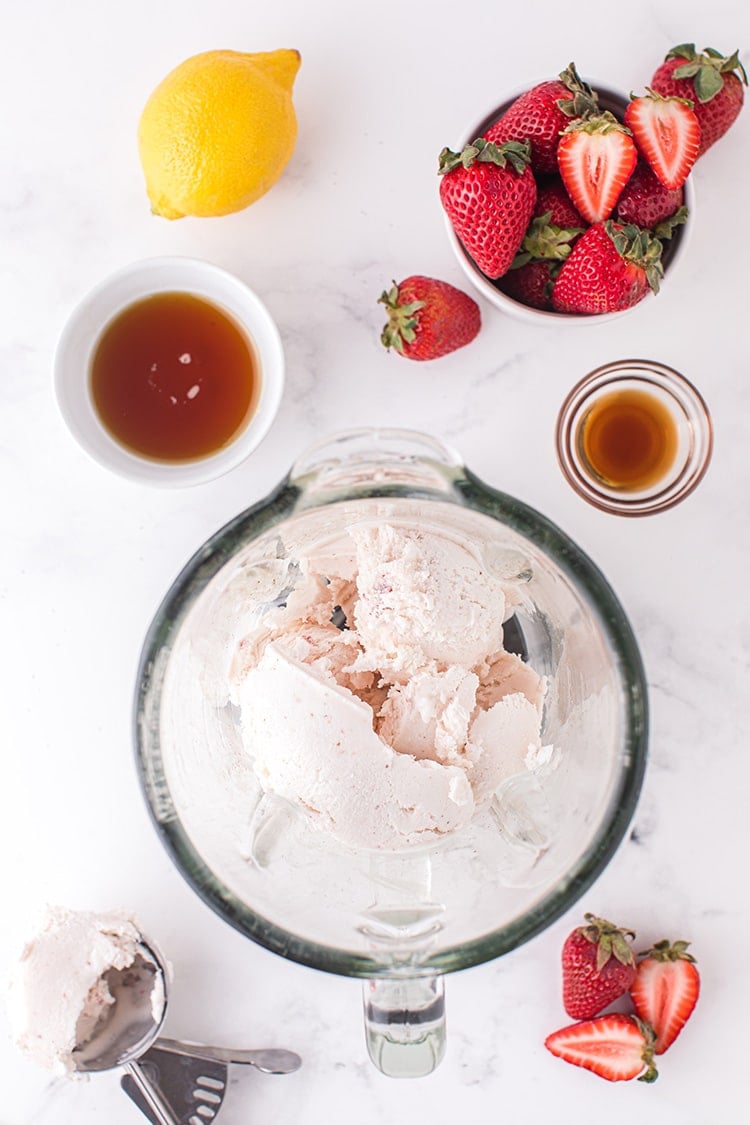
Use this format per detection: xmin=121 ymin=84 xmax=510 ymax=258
xmin=556 ymin=359 xmax=713 ymax=516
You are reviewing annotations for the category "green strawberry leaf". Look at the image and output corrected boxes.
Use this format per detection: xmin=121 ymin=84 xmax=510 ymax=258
xmin=666 ymin=43 xmax=697 ymax=61
xmin=693 ymin=65 xmax=724 ymax=102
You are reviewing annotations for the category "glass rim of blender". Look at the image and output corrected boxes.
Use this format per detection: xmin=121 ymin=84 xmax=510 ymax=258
xmin=134 ymin=471 xmax=648 ymax=978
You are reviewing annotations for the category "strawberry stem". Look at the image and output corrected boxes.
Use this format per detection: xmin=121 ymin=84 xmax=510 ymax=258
xmin=378 ymin=282 xmax=425 ymax=353
xmin=666 ymin=43 xmax=748 ymax=102
xmin=438 ymin=137 xmax=531 ymax=175
xmin=556 ymin=62 xmax=600 ymax=119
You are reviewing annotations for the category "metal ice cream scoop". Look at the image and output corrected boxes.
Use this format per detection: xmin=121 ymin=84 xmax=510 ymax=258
xmin=72 ymin=941 xmax=301 ymax=1125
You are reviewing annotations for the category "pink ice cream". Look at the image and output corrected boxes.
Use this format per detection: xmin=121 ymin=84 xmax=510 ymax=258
xmin=233 ymin=522 xmax=547 ymax=849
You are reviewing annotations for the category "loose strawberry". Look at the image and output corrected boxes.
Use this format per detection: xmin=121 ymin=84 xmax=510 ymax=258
xmin=534 ymin=177 xmax=585 ymax=229
xmin=624 ymin=91 xmax=700 ymax=189
xmin=485 ymin=63 xmax=599 ymax=174
xmin=557 ymin=113 xmax=638 ymax=224
xmin=650 ymin=44 xmax=747 ymax=156
xmin=545 ymin=1014 xmax=658 ymax=1083
xmin=378 ymin=276 xmax=480 ymax=361
xmin=560 ymin=913 xmax=638 ymax=1018
xmin=630 ymin=940 xmax=700 ymax=1054
xmin=616 ymin=161 xmax=684 ymax=229
xmin=438 ymin=138 xmax=537 ymax=279
xmin=552 ymin=221 xmax=664 ymax=315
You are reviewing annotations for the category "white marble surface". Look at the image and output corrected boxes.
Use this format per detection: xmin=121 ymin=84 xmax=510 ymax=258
xmin=2 ymin=1 xmax=749 ymax=1121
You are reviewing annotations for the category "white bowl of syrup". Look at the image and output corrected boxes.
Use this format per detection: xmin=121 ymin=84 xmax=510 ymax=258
xmin=54 ymin=257 xmax=284 ymax=486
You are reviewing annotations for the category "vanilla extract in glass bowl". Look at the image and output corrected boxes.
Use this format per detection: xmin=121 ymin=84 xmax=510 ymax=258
xmin=556 ymin=360 xmax=713 ymax=516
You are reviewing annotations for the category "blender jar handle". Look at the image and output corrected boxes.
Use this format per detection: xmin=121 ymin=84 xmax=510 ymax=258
xmin=363 ymin=974 xmax=446 ymax=1078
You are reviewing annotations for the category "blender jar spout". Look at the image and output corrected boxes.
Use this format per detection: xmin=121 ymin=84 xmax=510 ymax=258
xmin=287 ymin=427 xmax=465 ymax=506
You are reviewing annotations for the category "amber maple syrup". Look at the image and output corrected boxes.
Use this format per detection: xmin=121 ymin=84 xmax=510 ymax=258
xmin=90 ymin=292 xmax=259 ymax=462
xmin=578 ymin=387 xmax=679 ymax=491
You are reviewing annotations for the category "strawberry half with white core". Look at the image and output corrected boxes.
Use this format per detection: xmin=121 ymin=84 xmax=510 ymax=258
xmin=624 ymin=91 xmax=700 ymax=190
xmin=557 ymin=112 xmax=638 ymax=224
xmin=552 ymin=221 xmax=664 ymax=315
xmin=651 ymin=44 xmax=747 ymax=156
xmin=545 ymin=1014 xmax=659 ymax=1083
xmin=485 ymin=63 xmax=599 ymax=174
xmin=438 ymin=138 xmax=537 ymax=278
xmin=630 ymin=940 xmax=700 ymax=1054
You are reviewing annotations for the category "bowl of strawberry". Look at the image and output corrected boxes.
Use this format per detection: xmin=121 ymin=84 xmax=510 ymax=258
xmin=440 ymin=47 xmax=746 ymax=321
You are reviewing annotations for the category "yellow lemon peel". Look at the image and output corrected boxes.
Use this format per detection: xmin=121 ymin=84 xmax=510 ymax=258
xmin=137 ymin=48 xmax=301 ymax=220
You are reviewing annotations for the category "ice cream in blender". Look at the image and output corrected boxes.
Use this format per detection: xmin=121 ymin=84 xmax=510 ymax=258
xmin=232 ymin=521 xmax=549 ymax=849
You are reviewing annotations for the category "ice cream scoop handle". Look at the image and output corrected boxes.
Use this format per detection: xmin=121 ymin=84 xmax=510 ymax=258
xmin=123 ymin=1060 xmax=179 ymax=1125
xmin=363 ymin=974 xmax=446 ymax=1078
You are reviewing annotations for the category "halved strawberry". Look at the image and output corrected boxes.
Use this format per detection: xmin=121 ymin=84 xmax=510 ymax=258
xmin=557 ymin=113 xmax=637 ymax=223
xmin=630 ymin=940 xmax=700 ymax=1054
xmin=545 ymin=1014 xmax=658 ymax=1083
xmin=624 ymin=91 xmax=700 ymax=190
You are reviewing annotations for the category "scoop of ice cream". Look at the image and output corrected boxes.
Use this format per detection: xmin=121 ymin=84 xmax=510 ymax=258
xmin=5 ymin=906 xmax=164 ymax=1075
xmin=237 ymin=642 xmax=475 ymax=849
xmin=350 ymin=524 xmax=506 ymax=679
xmin=467 ymin=692 xmax=544 ymax=801
xmin=376 ymin=666 xmax=479 ymax=764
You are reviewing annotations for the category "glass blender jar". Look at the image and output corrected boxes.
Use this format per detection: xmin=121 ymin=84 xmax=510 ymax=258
xmin=135 ymin=428 xmax=647 ymax=1077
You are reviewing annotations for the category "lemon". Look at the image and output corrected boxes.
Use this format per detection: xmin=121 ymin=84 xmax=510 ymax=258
xmin=137 ymin=49 xmax=301 ymax=220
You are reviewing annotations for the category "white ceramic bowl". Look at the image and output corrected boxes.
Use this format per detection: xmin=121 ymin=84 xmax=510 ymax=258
xmin=54 ymin=257 xmax=285 ymax=486
xmin=444 ymin=81 xmax=694 ymax=325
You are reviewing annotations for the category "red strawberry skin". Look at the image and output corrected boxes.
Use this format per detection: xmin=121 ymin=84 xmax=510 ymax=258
xmin=379 ymin=276 xmax=481 ymax=361
xmin=545 ymin=1014 xmax=658 ymax=1083
xmin=485 ymin=80 xmax=573 ymax=174
xmin=497 ymin=260 xmax=557 ymax=310
xmin=439 ymin=154 xmax=537 ymax=279
xmin=534 ymin=177 xmax=585 ymax=228
xmin=616 ymin=161 xmax=684 ymax=228
xmin=630 ymin=940 xmax=700 ymax=1054
xmin=552 ymin=223 xmax=651 ymax=315
xmin=651 ymin=53 xmax=745 ymax=156
xmin=560 ymin=914 xmax=637 ymax=1017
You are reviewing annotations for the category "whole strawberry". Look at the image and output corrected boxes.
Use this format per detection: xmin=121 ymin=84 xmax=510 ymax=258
xmin=615 ymin=161 xmax=684 ymax=229
xmin=485 ymin=63 xmax=599 ymax=174
xmin=534 ymin=177 xmax=585 ymax=229
xmin=630 ymin=939 xmax=700 ymax=1054
xmin=650 ymin=44 xmax=747 ymax=156
xmin=378 ymin=276 xmax=480 ymax=361
xmin=561 ymin=913 xmax=638 ymax=1018
xmin=497 ymin=259 xmax=559 ymax=310
xmin=438 ymin=138 xmax=537 ymax=279
xmin=498 ymin=209 xmax=583 ymax=310
xmin=552 ymin=221 xmax=664 ymax=315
